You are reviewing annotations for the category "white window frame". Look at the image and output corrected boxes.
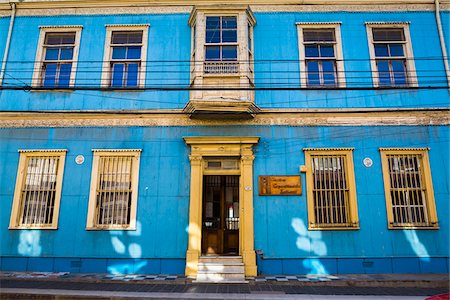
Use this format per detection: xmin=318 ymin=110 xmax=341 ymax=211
xmin=101 ymin=25 xmax=149 ymax=88
xmin=86 ymin=149 xmax=141 ymax=230
xmin=9 ymin=150 xmax=67 ymax=229
xmin=296 ymin=22 xmax=345 ymax=88
xmin=366 ymin=22 xmax=417 ymax=87
xmin=32 ymin=26 xmax=83 ymax=88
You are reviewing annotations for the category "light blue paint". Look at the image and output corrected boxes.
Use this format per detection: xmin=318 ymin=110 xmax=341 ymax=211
xmin=0 ymin=125 xmax=448 ymax=275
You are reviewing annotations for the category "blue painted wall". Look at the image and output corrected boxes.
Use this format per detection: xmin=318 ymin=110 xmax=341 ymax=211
xmin=0 ymin=125 xmax=448 ymax=274
xmin=0 ymin=11 xmax=449 ymax=110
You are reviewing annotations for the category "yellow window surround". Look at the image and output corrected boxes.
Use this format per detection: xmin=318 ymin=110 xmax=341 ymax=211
xmin=9 ymin=150 xmax=67 ymax=230
xmin=303 ymin=148 xmax=359 ymax=230
xmin=379 ymin=148 xmax=438 ymax=230
xmin=86 ymin=149 xmax=141 ymax=230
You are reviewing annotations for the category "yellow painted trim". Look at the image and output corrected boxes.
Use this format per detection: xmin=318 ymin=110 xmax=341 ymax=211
xmin=303 ymin=148 xmax=359 ymax=230
xmin=86 ymin=150 xmax=141 ymax=230
xmin=9 ymin=150 xmax=67 ymax=230
xmin=379 ymin=148 xmax=439 ymax=230
xmin=184 ymin=136 xmax=259 ymax=277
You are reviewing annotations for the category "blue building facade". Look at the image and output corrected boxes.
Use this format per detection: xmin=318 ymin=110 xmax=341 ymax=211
xmin=0 ymin=0 xmax=449 ymax=277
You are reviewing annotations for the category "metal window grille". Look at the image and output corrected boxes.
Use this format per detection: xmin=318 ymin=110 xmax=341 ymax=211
xmin=41 ymin=32 xmax=76 ymax=88
xmin=95 ymin=155 xmax=133 ymax=227
xmin=19 ymin=156 xmax=60 ymax=226
xmin=310 ymin=154 xmax=351 ymax=227
xmin=386 ymin=154 xmax=430 ymax=227
xmin=303 ymin=29 xmax=338 ymax=86
xmin=372 ymin=28 xmax=408 ymax=86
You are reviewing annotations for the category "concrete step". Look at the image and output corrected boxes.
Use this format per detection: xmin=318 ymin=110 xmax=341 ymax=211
xmin=196 ymin=273 xmax=246 ymax=282
xmin=198 ymin=256 xmax=243 ymax=264
xmin=197 ymin=266 xmax=245 ymax=273
xmin=198 ymin=262 xmax=244 ymax=267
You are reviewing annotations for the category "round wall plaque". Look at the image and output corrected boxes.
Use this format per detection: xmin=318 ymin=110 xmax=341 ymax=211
xmin=75 ymin=155 xmax=85 ymax=165
xmin=363 ymin=157 xmax=373 ymax=168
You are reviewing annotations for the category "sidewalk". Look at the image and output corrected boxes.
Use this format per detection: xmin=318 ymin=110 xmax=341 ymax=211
xmin=0 ymin=271 xmax=448 ymax=299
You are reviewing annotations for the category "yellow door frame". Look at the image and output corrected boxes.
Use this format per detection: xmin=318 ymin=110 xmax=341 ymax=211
xmin=184 ymin=136 xmax=259 ymax=277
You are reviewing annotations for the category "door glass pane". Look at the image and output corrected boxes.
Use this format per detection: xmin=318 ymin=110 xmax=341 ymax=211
xmin=374 ymin=44 xmax=389 ymax=57
xmin=222 ymin=30 xmax=237 ymax=43
xmin=320 ymin=45 xmax=335 ymax=57
xmin=112 ymin=47 xmax=126 ymax=59
xmin=60 ymin=48 xmax=73 ymax=60
xmin=322 ymin=61 xmax=336 ymax=85
xmin=392 ymin=60 xmax=407 ymax=85
xmin=389 ymin=44 xmax=404 ymax=57
xmin=305 ymin=45 xmax=319 ymax=57
xmin=45 ymin=48 xmax=59 ymax=60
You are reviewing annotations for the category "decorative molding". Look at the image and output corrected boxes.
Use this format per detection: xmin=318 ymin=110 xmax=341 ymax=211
xmin=18 ymin=149 xmax=68 ymax=153
xmin=252 ymin=4 xmax=437 ymax=12
xmin=378 ymin=147 xmax=430 ymax=151
xmin=303 ymin=147 xmax=354 ymax=151
xmin=105 ymin=24 xmax=150 ymax=27
xmin=39 ymin=25 xmax=83 ymax=28
xmin=365 ymin=21 xmax=411 ymax=25
xmin=92 ymin=148 xmax=142 ymax=152
xmin=296 ymin=22 xmax=342 ymax=25
xmin=1 ymin=109 xmax=448 ymax=128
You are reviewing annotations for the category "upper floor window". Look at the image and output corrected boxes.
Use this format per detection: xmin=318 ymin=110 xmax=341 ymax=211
xmin=86 ymin=150 xmax=141 ymax=230
xmin=380 ymin=148 xmax=438 ymax=229
xmin=101 ymin=25 xmax=149 ymax=88
xmin=297 ymin=23 xmax=345 ymax=88
xmin=366 ymin=23 xmax=417 ymax=87
xmin=9 ymin=150 xmax=66 ymax=229
xmin=205 ymin=16 xmax=238 ymax=63
xmin=303 ymin=148 xmax=359 ymax=230
xmin=32 ymin=26 xmax=82 ymax=88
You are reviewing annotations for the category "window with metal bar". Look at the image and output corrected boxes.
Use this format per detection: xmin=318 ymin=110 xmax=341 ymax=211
xmin=304 ymin=149 xmax=359 ymax=230
xmin=41 ymin=33 xmax=76 ymax=88
xmin=109 ymin=31 xmax=143 ymax=88
xmin=380 ymin=149 xmax=438 ymax=229
xmin=86 ymin=150 xmax=141 ymax=230
xmin=9 ymin=150 xmax=66 ymax=229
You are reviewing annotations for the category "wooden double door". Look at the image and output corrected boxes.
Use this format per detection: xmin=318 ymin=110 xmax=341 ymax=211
xmin=202 ymin=175 xmax=240 ymax=255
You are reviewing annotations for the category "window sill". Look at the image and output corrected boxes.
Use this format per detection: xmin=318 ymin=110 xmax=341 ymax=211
xmin=308 ymin=226 xmax=360 ymax=231
xmin=30 ymin=88 xmax=75 ymax=93
xmin=388 ymin=225 xmax=439 ymax=230
xmin=86 ymin=226 xmax=136 ymax=231
xmin=9 ymin=225 xmax=58 ymax=230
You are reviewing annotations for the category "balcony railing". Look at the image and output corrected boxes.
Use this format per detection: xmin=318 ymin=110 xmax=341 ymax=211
xmin=204 ymin=61 xmax=239 ymax=74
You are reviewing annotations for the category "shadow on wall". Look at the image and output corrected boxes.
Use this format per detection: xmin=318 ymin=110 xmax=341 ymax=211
xmin=107 ymin=221 xmax=146 ymax=274
xmin=291 ymin=218 xmax=328 ymax=275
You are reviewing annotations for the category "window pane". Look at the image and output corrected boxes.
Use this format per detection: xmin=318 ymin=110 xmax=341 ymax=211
xmin=320 ymin=45 xmax=335 ymax=57
xmin=206 ymin=29 xmax=221 ymax=43
xmin=373 ymin=29 xmax=404 ymax=41
xmin=322 ymin=61 xmax=336 ymax=85
xmin=61 ymin=34 xmax=76 ymax=44
xmin=222 ymin=46 xmax=237 ymax=60
xmin=58 ymin=63 xmax=72 ymax=87
xmin=206 ymin=16 xmax=220 ymax=30
xmin=43 ymin=64 xmax=57 ymax=87
xmin=222 ymin=17 xmax=237 ymax=29
xmin=307 ymin=61 xmax=320 ymax=85
xmin=112 ymin=63 xmax=124 ymax=87
xmin=45 ymin=48 xmax=59 ymax=60
xmin=112 ymin=47 xmax=126 ymax=59
xmin=126 ymin=63 xmax=139 ymax=87
xmin=205 ymin=46 xmax=220 ymax=60
xmin=59 ymin=48 xmax=73 ymax=60
xmin=112 ymin=32 xmax=128 ymax=44
xmin=304 ymin=30 xmax=335 ymax=42
xmin=377 ymin=60 xmax=391 ymax=85
xmin=392 ymin=60 xmax=407 ymax=85
xmin=389 ymin=44 xmax=405 ymax=57
xmin=127 ymin=32 xmax=143 ymax=44
xmin=305 ymin=45 xmax=319 ymax=57
xmin=222 ymin=30 xmax=237 ymax=43
xmin=374 ymin=44 xmax=389 ymax=57
xmin=127 ymin=46 xmax=141 ymax=59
